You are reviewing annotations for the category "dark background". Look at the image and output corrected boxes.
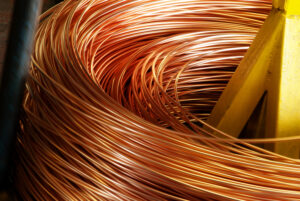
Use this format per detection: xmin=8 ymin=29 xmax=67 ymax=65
xmin=0 ymin=0 xmax=61 ymax=76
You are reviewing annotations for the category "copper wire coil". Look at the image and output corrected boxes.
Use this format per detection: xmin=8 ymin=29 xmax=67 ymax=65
xmin=14 ymin=0 xmax=300 ymax=200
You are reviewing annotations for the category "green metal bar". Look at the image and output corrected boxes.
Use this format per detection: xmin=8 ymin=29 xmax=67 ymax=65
xmin=0 ymin=0 xmax=42 ymax=192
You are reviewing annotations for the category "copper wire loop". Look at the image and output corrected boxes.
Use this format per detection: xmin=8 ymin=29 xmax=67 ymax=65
xmin=14 ymin=0 xmax=300 ymax=200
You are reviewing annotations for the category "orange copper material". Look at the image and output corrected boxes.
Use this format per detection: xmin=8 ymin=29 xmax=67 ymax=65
xmin=14 ymin=0 xmax=300 ymax=200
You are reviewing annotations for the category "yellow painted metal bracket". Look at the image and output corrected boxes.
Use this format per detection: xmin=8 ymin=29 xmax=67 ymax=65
xmin=273 ymin=0 xmax=300 ymax=15
xmin=207 ymin=0 xmax=300 ymax=158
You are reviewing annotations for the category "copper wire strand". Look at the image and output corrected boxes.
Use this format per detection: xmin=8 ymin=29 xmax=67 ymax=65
xmin=14 ymin=0 xmax=300 ymax=200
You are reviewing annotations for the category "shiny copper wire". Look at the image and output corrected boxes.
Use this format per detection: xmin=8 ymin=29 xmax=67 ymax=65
xmin=14 ymin=0 xmax=300 ymax=200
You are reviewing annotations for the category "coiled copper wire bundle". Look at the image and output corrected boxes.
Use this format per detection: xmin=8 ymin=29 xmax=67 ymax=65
xmin=14 ymin=0 xmax=300 ymax=200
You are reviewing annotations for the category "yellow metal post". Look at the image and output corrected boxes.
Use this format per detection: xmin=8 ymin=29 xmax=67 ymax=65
xmin=273 ymin=0 xmax=300 ymax=15
xmin=207 ymin=0 xmax=300 ymax=158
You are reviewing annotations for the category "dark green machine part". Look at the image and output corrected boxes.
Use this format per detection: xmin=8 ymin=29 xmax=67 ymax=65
xmin=0 ymin=0 xmax=42 ymax=198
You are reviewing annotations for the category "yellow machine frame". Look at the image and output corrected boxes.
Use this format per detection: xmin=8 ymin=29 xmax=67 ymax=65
xmin=207 ymin=0 xmax=300 ymax=158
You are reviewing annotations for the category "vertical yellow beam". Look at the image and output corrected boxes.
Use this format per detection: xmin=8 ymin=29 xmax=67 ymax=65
xmin=206 ymin=11 xmax=285 ymax=138
xmin=207 ymin=0 xmax=300 ymax=158
xmin=273 ymin=0 xmax=300 ymax=15
xmin=271 ymin=15 xmax=300 ymax=157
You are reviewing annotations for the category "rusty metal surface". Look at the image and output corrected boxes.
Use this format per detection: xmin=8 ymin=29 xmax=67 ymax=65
xmin=0 ymin=0 xmax=59 ymax=78
xmin=0 ymin=0 xmax=14 ymax=78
